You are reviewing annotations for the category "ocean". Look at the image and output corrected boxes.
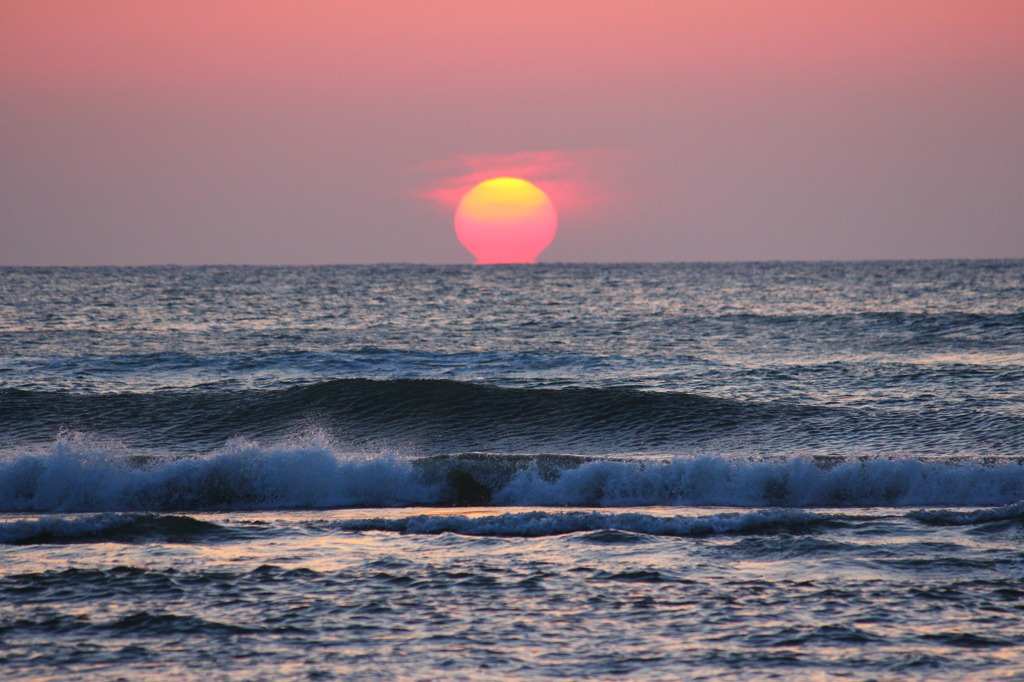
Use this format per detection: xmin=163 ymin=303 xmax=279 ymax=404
xmin=1 ymin=260 xmax=1022 ymax=680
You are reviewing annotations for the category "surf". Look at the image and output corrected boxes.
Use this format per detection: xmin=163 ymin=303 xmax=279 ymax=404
xmin=2 ymin=435 xmax=1022 ymax=513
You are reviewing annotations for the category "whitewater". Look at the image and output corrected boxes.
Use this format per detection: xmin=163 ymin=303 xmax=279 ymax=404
xmin=2 ymin=261 xmax=1023 ymax=680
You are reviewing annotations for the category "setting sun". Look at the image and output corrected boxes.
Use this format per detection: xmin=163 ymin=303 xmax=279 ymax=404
xmin=454 ymin=177 xmax=557 ymax=264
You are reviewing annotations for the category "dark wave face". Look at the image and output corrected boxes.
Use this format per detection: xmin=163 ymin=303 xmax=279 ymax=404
xmin=0 ymin=513 xmax=225 ymax=545
xmin=3 ymin=377 xmax=1022 ymax=457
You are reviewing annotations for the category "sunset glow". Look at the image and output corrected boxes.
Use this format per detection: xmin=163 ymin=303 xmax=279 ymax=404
xmin=2 ymin=1 xmax=1024 ymax=678
xmin=454 ymin=178 xmax=557 ymax=264
xmin=2 ymin=1 xmax=1022 ymax=264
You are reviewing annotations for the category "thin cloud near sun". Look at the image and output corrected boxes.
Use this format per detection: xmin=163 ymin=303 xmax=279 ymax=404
xmin=414 ymin=149 xmax=627 ymax=219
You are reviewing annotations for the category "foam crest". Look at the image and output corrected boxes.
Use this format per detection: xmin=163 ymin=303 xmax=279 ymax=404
xmin=494 ymin=456 xmax=1024 ymax=507
xmin=0 ymin=437 xmax=441 ymax=513
xmin=1 ymin=438 xmax=1022 ymax=513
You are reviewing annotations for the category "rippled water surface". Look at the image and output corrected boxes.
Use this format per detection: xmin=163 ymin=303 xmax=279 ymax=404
xmin=1 ymin=261 xmax=1023 ymax=679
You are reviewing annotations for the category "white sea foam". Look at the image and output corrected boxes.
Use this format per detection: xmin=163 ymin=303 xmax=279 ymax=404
xmin=0 ymin=437 xmax=1022 ymax=513
xmin=0 ymin=437 xmax=441 ymax=513
xmin=494 ymin=456 xmax=1024 ymax=507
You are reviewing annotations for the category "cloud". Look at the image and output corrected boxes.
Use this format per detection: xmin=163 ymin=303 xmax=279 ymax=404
xmin=414 ymin=149 xmax=627 ymax=219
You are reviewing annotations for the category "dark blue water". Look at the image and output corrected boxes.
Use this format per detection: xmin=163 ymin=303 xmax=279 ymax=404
xmin=2 ymin=261 xmax=1023 ymax=679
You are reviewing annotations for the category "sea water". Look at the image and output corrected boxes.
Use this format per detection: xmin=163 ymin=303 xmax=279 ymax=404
xmin=1 ymin=261 xmax=1022 ymax=680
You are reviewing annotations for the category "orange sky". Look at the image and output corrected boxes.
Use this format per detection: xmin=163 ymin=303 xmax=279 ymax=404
xmin=2 ymin=1 xmax=1023 ymax=264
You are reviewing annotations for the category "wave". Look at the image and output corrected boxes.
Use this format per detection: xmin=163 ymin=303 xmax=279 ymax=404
xmin=0 ymin=513 xmax=223 ymax=545
xmin=0 ymin=437 xmax=439 ymax=513
xmin=324 ymin=509 xmax=832 ymax=538
xmin=0 ymin=378 xmax=826 ymax=454
xmin=1 ymin=437 xmax=1022 ymax=513
xmin=5 ymin=378 xmax=1021 ymax=456
xmin=908 ymin=500 xmax=1024 ymax=526
xmin=0 ymin=509 xmax=830 ymax=544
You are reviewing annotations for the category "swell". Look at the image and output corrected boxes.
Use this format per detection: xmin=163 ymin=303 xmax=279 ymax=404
xmin=5 ymin=502 xmax=1023 ymax=547
xmin=908 ymin=500 xmax=1024 ymax=526
xmin=0 ymin=348 xmax=625 ymax=393
xmin=324 ymin=509 xmax=834 ymax=537
xmin=1 ymin=438 xmax=1022 ymax=513
xmin=0 ymin=379 xmax=823 ymax=453
xmin=3 ymin=378 xmax=1021 ymax=455
xmin=0 ymin=513 xmax=225 ymax=545
xmin=0 ymin=509 xmax=830 ymax=545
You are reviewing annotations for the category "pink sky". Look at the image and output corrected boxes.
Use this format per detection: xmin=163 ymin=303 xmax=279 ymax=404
xmin=2 ymin=1 xmax=1023 ymax=264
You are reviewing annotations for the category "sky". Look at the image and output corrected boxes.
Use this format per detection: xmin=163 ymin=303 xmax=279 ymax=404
xmin=2 ymin=0 xmax=1023 ymax=265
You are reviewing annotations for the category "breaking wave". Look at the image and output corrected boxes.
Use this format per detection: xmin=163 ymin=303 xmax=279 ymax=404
xmin=1 ymin=436 xmax=1022 ymax=513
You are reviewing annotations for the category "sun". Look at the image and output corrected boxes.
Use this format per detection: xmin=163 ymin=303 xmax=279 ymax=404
xmin=454 ymin=177 xmax=557 ymax=264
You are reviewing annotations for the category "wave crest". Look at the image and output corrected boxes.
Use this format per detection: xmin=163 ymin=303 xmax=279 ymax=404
xmin=1 ymin=437 xmax=1022 ymax=513
xmin=0 ymin=513 xmax=222 ymax=544
xmin=0 ymin=437 xmax=440 ymax=513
